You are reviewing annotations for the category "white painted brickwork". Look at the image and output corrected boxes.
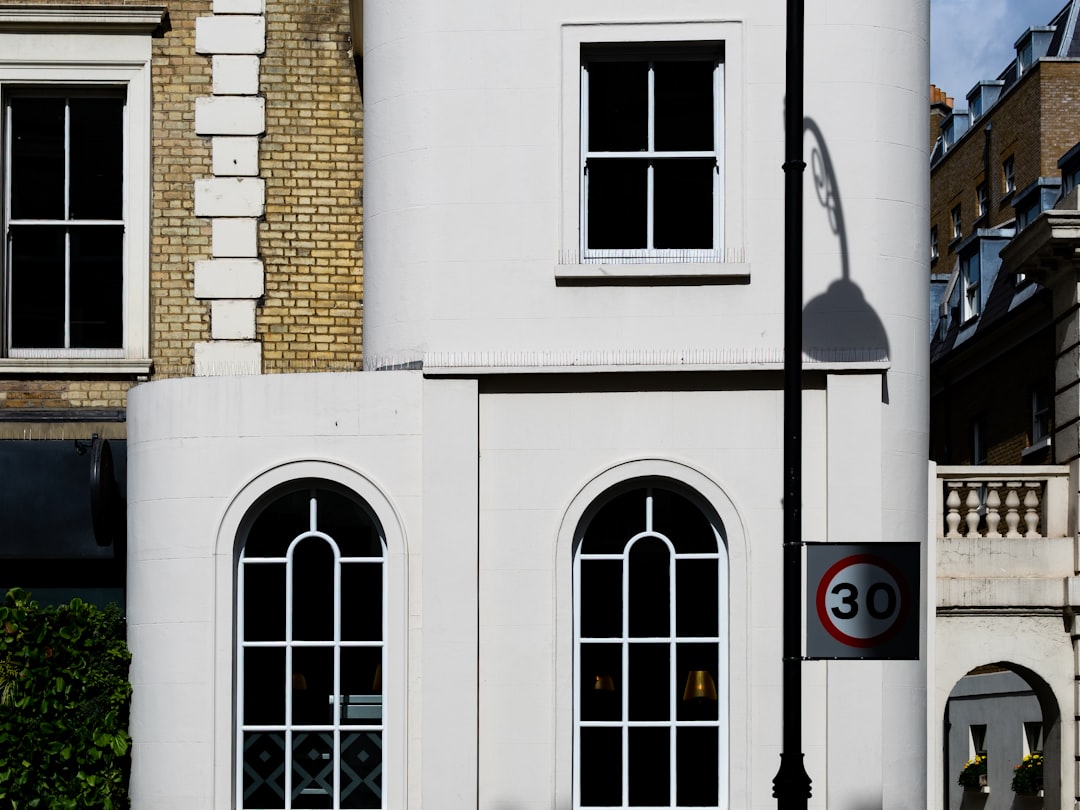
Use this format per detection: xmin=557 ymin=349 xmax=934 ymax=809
xmin=195 ymin=15 xmax=265 ymax=55
xmin=212 ymin=137 xmax=259 ymax=176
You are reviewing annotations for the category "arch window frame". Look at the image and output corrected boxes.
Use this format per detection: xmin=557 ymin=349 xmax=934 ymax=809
xmin=235 ymin=481 xmax=387 ymax=810
xmin=573 ymin=481 xmax=729 ymax=809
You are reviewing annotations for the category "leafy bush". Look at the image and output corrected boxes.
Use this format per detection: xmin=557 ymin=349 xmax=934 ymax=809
xmin=1011 ymin=752 xmax=1043 ymax=795
xmin=958 ymin=754 xmax=987 ymax=789
xmin=0 ymin=589 xmax=131 ymax=810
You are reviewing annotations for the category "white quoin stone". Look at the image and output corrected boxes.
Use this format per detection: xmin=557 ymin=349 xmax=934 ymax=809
xmin=212 ymin=55 xmax=260 ymax=95
xmin=195 ymin=178 xmax=265 ymax=217
xmin=210 ymin=300 xmax=258 ymax=340
xmin=213 ymin=0 xmax=264 ymax=14
xmin=212 ymin=136 xmax=259 ymax=176
xmin=212 ymin=218 xmax=259 ymax=258
xmin=194 ymin=259 xmax=265 ymax=299
xmin=195 ymin=96 xmax=265 ymax=136
xmin=193 ymin=340 xmax=262 ymax=376
xmin=195 ymin=15 xmax=265 ymax=55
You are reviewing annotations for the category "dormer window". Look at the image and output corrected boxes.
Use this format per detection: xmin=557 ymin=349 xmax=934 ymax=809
xmin=941 ymin=110 xmax=970 ymax=153
xmin=966 ymin=81 xmax=1003 ymax=122
xmin=1016 ymin=26 xmax=1055 ymax=76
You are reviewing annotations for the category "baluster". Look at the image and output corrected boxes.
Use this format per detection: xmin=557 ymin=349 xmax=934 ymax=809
xmin=1023 ymin=483 xmax=1043 ymax=538
xmin=965 ymin=487 xmax=982 ymax=537
xmin=945 ymin=483 xmax=963 ymax=538
xmin=984 ymin=482 xmax=1002 ymax=538
xmin=1004 ymin=483 xmax=1022 ymax=538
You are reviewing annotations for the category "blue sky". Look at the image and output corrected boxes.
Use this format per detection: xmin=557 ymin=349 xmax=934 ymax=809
xmin=931 ymin=0 xmax=1067 ymax=102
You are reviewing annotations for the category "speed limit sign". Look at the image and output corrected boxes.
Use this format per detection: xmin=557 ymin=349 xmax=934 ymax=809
xmin=805 ymin=543 xmax=920 ymax=660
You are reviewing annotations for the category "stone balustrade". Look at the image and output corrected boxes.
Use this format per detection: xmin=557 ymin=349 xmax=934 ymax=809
xmin=936 ymin=466 xmax=1072 ymax=540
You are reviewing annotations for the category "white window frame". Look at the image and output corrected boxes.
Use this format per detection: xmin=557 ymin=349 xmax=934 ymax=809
xmin=930 ymin=226 xmax=939 ymax=261
xmin=573 ymin=483 xmax=728 ymax=809
xmin=951 ymin=205 xmax=962 ymax=240
xmin=0 ymin=14 xmax=155 ymax=374
xmin=1003 ymin=156 xmax=1016 ymax=195
xmin=976 ymin=182 xmax=988 ymax=218
xmin=579 ymin=46 xmax=723 ymax=264
xmin=962 ymin=252 xmax=980 ymax=321
xmin=1031 ymin=386 xmax=1051 ymax=444
xmin=557 ymin=21 xmax=746 ymax=282
xmin=212 ymin=461 xmax=408 ymax=810
xmin=236 ymin=485 xmax=387 ymax=810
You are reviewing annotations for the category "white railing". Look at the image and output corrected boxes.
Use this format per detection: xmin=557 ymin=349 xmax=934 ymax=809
xmin=935 ymin=466 xmax=1071 ymax=540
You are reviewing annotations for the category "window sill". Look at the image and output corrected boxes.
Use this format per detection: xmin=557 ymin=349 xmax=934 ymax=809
xmin=1021 ymin=435 xmax=1052 ymax=458
xmin=0 ymin=357 xmax=152 ymax=376
xmin=555 ymin=262 xmax=750 ymax=285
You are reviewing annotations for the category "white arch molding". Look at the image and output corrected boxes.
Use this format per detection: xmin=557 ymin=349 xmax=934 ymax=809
xmin=552 ymin=458 xmax=750 ymax=810
xmin=212 ymin=459 xmax=408 ymax=810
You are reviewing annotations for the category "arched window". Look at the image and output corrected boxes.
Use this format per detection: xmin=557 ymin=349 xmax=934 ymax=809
xmin=574 ymin=483 xmax=728 ymax=808
xmin=237 ymin=482 xmax=385 ymax=809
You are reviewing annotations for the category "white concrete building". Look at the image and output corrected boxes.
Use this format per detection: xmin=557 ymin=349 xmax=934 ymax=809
xmin=126 ymin=1 xmax=931 ymax=808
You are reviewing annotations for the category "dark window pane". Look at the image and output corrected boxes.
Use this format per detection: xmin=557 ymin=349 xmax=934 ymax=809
xmin=580 ymin=727 xmax=622 ymax=807
xmin=10 ymin=225 xmax=65 ymax=348
xmin=70 ymin=225 xmax=123 ymax=348
xmin=243 ymin=561 xmax=286 ymax=642
xmin=243 ymin=731 xmax=287 ymax=809
xmin=340 ymin=646 xmax=383 ymax=711
xmin=243 ymin=646 xmax=286 ymax=726
xmin=654 ymin=489 xmax=718 ymax=553
xmin=316 ymin=489 xmax=382 ymax=558
xmin=587 ymin=159 xmax=647 ymax=250
xmin=580 ymin=559 xmax=622 ymax=638
xmin=676 ymin=559 xmax=719 ymax=638
xmin=654 ymin=60 xmax=715 ymax=151
xmin=293 ymin=538 xmax=335 ymax=641
xmin=654 ymin=159 xmax=714 ymax=249
xmin=677 ymin=644 xmax=719 ymax=721
xmin=70 ymin=97 xmax=124 ymax=220
xmin=581 ymin=488 xmax=646 ymax=554
xmin=292 ymin=646 xmax=334 ymax=725
xmin=628 ymin=642 xmax=669 ymax=721
xmin=292 ymin=732 xmax=334 ymax=808
xmin=628 ymin=536 xmax=670 ymax=637
xmin=340 ymin=731 xmax=383 ymax=808
xmin=341 ymin=561 xmax=382 ymax=641
xmin=677 ymin=727 xmax=719 ymax=807
xmin=246 ymin=489 xmax=311 ymax=558
xmin=10 ymin=97 xmax=64 ymax=219
xmin=580 ymin=643 xmax=621 ymax=721
xmin=587 ymin=60 xmax=647 ymax=151
xmin=628 ymin=727 xmax=669 ymax=806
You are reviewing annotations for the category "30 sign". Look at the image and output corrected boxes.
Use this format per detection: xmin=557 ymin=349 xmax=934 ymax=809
xmin=805 ymin=543 xmax=920 ymax=660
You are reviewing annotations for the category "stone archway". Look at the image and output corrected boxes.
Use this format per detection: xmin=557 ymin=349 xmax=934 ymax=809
xmin=944 ymin=663 xmax=1059 ymax=810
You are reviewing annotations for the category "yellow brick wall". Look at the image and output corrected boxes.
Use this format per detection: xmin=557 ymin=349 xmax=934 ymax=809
xmin=259 ymin=0 xmax=364 ymax=373
xmin=0 ymin=0 xmax=367 ymax=426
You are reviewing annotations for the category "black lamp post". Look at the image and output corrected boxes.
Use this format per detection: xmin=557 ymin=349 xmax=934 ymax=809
xmin=772 ymin=0 xmax=812 ymax=806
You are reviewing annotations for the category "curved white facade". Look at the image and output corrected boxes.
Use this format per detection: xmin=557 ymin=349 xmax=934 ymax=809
xmin=127 ymin=1 xmax=930 ymax=808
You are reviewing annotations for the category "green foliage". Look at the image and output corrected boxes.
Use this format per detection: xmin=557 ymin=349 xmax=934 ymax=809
xmin=1011 ymin=752 xmax=1044 ymax=795
xmin=0 ymin=589 xmax=131 ymax=810
xmin=958 ymin=754 xmax=987 ymax=789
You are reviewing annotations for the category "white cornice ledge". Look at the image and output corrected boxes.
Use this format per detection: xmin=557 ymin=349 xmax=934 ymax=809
xmin=0 ymin=4 xmax=167 ymax=33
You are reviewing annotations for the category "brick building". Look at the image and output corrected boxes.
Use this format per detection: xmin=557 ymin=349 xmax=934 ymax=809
xmin=930 ymin=1 xmax=1080 ymax=467
xmin=0 ymin=0 xmax=364 ymax=604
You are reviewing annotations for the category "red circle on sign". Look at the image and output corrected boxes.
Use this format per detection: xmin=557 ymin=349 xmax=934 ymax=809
xmin=815 ymin=554 xmax=910 ymax=648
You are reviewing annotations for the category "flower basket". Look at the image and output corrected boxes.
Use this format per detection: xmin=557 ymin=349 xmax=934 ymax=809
xmin=959 ymin=755 xmax=988 ymax=792
xmin=1011 ymin=752 xmax=1043 ymax=796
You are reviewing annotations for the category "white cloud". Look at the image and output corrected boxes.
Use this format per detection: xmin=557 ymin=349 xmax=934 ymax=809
xmin=931 ymin=0 xmax=1066 ymax=101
